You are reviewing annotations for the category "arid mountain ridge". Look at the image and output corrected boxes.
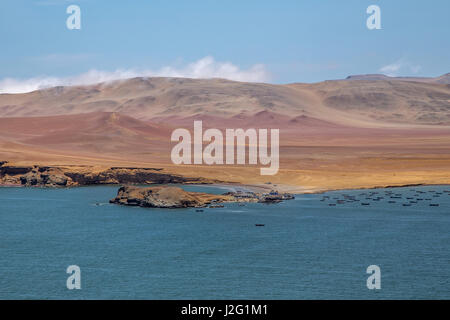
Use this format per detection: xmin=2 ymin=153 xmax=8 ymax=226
xmin=343 ymin=73 xmax=450 ymax=84
xmin=0 ymin=73 xmax=449 ymax=126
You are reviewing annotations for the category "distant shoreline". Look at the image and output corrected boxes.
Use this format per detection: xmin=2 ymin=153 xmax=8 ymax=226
xmin=207 ymin=181 xmax=450 ymax=195
xmin=1 ymin=159 xmax=450 ymax=195
xmin=2 ymin=180 xmax=449 ymax=196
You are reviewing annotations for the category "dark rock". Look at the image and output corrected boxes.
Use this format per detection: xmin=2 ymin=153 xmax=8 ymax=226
xmin=0 ymin=166 xmax=33 ymax=176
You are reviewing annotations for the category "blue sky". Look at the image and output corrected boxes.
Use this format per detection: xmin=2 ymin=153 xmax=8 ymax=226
xmin=0 ymin=0 xmax=449 ymax=92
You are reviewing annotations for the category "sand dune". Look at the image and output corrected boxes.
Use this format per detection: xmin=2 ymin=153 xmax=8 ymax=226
xmin=0 ymin=112 xmax=172 ymax=162
xmin=1 ymin=110 xmax=449 ymax=192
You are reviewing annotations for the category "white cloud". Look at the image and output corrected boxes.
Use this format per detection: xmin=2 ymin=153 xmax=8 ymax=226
xmin=379 ymin=59 xmax=421 ymax=77
xmin=379 ymin=62 xmax=402 ymax=76
xmin=0 ymin=56 xmax=270 ymax=94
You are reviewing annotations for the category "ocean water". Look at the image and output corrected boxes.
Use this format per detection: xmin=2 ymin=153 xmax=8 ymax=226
xmin=0 ymin=184 xmax=449 ymax=299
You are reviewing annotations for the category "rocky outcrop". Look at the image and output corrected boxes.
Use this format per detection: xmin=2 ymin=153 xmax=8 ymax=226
xmin=110 ymin=186 xmax=233 ymax=208
xmin=258 ymin=192 xmax=295 ymax=203
xmin=224 ymin=190 xmax=296 ymax=203
xmin=0 ymin=165 xmax=212 ymax=187
xmin=64 ymin=168 xmax=191 ymax=185
xmin=110 ymin=186 xmax=296 ymax=209
xmin=0 ymin=166 xmax=69 ymax=187
xmin=0 ymin=165 xmax=33 ymax=176
xmin=20 ymin=169 xmax=69 ymax=187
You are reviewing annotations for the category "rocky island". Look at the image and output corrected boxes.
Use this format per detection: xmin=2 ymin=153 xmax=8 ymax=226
xmin=109 ymin=186 xmax=234 ymax=208
xmin=110 ymin=185 xmax=295 ymax=209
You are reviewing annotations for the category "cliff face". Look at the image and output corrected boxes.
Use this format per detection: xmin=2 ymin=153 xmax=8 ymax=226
xmin=110 ymin=185 xmax=233 ymax=208
xmin=0 ymin=163 xmax=210 ymax=187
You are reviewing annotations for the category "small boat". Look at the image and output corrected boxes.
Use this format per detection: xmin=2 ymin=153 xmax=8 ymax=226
xmin=328 ymin=203 xmax=336 ymax=206
xmin=255 ymin=224 xmax=265 ymax=227
xmin=196 ymin=209 xmax=204 ymax=212
xmin=402 ymin=204 xmax=411 ymax=207
xmin=429 ymin=204 xmax=440 ymax=207
xmin=361 ymin=203 xmax=370 ymax=206
xmin=388 ymin=201 xmax=396 ymax=203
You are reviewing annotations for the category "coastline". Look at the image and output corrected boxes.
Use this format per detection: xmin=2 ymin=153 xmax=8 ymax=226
xmin=208 ymin=181 xmax=450 ymax=195
xmin=2 ymin=180 xmax=449 ymax=196
xmin=1 ymin=162 xmax=450 ymax=195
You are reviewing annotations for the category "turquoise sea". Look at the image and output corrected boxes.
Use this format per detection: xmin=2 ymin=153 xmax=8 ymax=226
xmin=0 ymin=185 xmax=449 ymax=299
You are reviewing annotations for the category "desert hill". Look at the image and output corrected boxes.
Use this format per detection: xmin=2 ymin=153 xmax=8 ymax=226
xmin=0 ymin=75 xmax=449 ymax=192
xmin=300 ymin=79 xmax=450 ymax=125
xmin=0 ymin=75 xmax=449 ymax=126
xmin=0 ymin=112 xmax=172 ymax=161
xmin=344 ymin=73 xmax=450 ymax=84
